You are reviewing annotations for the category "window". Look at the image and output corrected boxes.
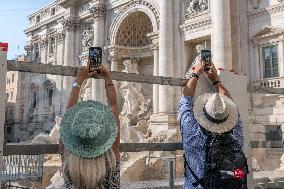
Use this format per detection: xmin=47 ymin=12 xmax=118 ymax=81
xmin=36 ymin=15 xmax=40 ymax=23
xmin=49 ymin=37 xmax=56 ymax=54
xmin=34 ymin=44 xmax=40 ymax=60
xmin=51 ymin=8 xmax=56 ymax=16
xmin=9 ymin=109 xmax=13 ymax=119
xmin=7 ymin=126 xmax=12 ymax=134
xmin=47 ymin=88 xmax=53 ymax=106
xmin=32 ymin=92 xmax=37 ymax=108
xmin=12 ymin=74 xmax=14 ymax=82
xmin=263 ymin=45 xmax=278 ymax=78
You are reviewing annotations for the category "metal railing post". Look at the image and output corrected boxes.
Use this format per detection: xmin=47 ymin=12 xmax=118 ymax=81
xmin=0 ymin=42 xmax=8 ymax=189
xmin=168 ymin=159 xmax=174 ymax=189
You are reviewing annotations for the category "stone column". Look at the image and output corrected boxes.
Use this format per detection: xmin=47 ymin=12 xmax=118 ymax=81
xmin=152 ymin=45 xmax=159 ymax=113
xmin=89 ymin=2 xmax=107 ymax=103
xmin=158 ymin=0 xmax=174 ymax=113
xmin=40 ymin=36 xmax=48 ymax=64
xmin=62 ymin=16 xmax=78 ymax=111
xmin=278 ymin=37 xmax=284 ymax=77
xmin=211 ymin=0 xmax=233 ymax=69
xmin=0 ymin=44 xmax=8 ymax=187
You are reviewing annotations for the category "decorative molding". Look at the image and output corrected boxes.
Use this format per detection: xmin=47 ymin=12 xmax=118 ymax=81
xmin=89 ymin=3 xmax=106 ymax=20
xmin=57 ymin=0 xmax=83 ymax=8
xmin=180 ymin=18 xmax=212 ymax=34
xmin=251 ymin=26 xmax=284 ymax=45
xmin=147 ymin=31 xmax=159 ymax=50
xmin=248 ymin=3 xmax=284 ymax=20
xmin=184 ymin=0 xmax=209 ymax=19
xmin=62 ymin=18 xmax=80 ymax=31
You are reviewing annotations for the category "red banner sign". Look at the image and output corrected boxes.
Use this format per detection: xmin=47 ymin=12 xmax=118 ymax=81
xmin=0 ymin=43 xmax=8 ymax=52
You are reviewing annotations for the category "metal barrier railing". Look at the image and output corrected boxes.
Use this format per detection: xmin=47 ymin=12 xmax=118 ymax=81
xmin=1 ymin=155 xmax=43 ymax=182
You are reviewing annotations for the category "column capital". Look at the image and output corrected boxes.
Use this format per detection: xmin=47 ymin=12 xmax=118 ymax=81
xmin=89 ymin=3 xmax=106 ymax=20
xmin=40 ymin=35 xmax=48 ymax=49
xmin=56 ymin=31 xmax=65 ymax=44
xmin=62 ymin=18 xmax=80 ymax=32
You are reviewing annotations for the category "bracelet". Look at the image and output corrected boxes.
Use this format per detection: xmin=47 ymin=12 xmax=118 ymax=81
xmin=105 ymin=82 xmax=114 ymax=87
xmin=190 ymin=73 xmax=199 ymax=80
xmin=213 ymin=80 xmax=221 ymax=85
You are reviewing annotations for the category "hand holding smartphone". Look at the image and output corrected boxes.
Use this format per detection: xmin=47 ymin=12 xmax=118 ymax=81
xmin=89 ymin=47 xmax=102 ymax=72
xmin=200 ymin=49 xmax=212 ymax=72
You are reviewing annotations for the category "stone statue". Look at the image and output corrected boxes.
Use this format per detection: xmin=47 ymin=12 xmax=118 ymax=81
xmin=185 ymin=0 xmax=209 ymax=16
xmin=119 ymin=59 xmax=150 ymax=142
xmin=188 ymin=0 xmax=199 ymax=14
xmin=120 ymin=60 xmax=150 ymax=119
xmin=199 ymin=0 xmax=208 ymax=12
xmin=81 ymin=28 xmax=93 ymax=52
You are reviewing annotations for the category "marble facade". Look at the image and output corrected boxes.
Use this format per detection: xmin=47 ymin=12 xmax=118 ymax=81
xmin=21 ymin=0 xmax=284 ymax=173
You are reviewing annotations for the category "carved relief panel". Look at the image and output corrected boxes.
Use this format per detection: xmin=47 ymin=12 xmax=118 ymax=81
xmin=184 ymin=0 xmax=209 ymax=19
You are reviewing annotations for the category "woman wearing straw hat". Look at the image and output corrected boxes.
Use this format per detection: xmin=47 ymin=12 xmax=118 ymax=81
xmin=179 ymin=60 xmax=246 ymax=189
xmin=56 ymin=65 xmax=120 ymax=189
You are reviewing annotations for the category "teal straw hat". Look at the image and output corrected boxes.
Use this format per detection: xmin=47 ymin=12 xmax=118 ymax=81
xmin=60 ymin=100 xmax=117 ymax=158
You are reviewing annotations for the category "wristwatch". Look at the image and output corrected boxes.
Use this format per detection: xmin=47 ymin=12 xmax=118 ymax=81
xmin=72 ymin=81 xmax=81 ymax=88
xmin=190 ymin=72 xmax=199 ymax=80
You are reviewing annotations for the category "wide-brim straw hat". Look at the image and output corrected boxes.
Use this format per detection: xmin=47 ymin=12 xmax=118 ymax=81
xmin=60 ymin=100 xmax=117 ymax=158
xmin=193 ymin=93 xmax=238 ymax=133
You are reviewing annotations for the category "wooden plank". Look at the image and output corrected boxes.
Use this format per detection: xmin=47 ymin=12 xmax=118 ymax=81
xmin=120 ymin=143 xmax=183 ymax=152
xmin=3 ymin=141 xmax=281 ymax=155
xmin=3 ymin=144 xmax=59 ymax=156
xmin=7 ymin=61 xmax=188 ymax=86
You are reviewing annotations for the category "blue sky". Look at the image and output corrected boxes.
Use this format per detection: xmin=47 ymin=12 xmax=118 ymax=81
xmin=0 ymin=0 xmax=52 ymax=60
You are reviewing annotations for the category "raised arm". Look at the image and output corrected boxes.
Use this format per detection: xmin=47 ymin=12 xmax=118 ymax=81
xmin=95 ymin=65 xmax=120 ymax=160
xmin=183 ymin=61 xmax=205 ymax=97
xmin=205 ymin=64 xmax=233 ymax=100
xmin=66 ymin=67 xmax=97 ymax=110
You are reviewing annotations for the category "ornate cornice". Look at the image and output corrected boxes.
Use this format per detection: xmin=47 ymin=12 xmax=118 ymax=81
xmin=248 ymin=3 xmax=284 ymax=20
xmin=89 ymin=4 xmax=106 ymax=20
xmin=57 ymin=0 xmax=82 ymax=8
xmin=62 ymin=18 xmax=80 ymax=31
xmin=180 ymin=18 xmax=212 ymax=34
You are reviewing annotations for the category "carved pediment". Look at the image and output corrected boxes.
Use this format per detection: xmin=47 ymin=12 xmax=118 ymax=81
xmin=252 ymin=26 xmax=284 ymax=39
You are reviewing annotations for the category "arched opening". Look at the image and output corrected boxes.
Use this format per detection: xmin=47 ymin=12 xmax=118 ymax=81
xmin=115 ymin=11 xmax=153 ymax=47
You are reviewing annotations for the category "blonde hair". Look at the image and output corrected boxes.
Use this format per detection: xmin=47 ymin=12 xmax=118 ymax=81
xmin=63 ymin=149 xmax=116 ymax=189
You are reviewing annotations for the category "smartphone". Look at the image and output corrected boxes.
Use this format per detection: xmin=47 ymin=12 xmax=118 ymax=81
xmin=89 ymin=47 xmax=102 ymax=72
xmin=201 ymin=49 xmax=212 ymax=71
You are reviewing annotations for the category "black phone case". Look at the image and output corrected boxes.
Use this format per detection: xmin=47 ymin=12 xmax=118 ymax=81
xmin=89 ymin=47 xmax=102 ymax=71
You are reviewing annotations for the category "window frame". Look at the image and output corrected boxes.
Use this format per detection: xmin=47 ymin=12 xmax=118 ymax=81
xmin=262 ymin=44 xmax=279 ymax=79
